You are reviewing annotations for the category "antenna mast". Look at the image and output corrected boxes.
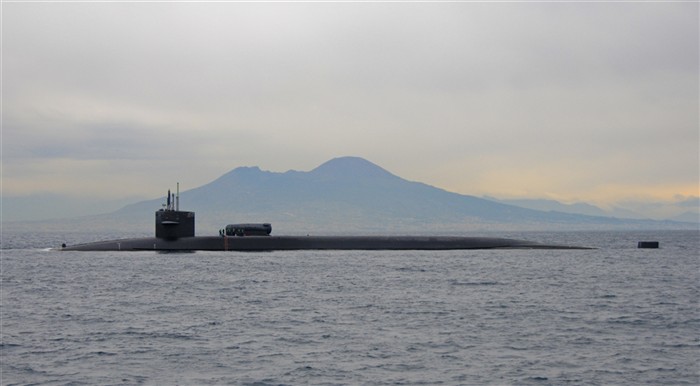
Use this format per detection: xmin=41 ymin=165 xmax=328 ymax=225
xmin=176 ymin=182 xmax=180 ymax=211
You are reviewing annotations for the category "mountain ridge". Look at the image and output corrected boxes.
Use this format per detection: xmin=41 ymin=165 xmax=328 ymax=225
xmin=110 ymin=156 xmax=695 ymax=234
xmin=4 ymin=156 xmax=696 ymax=233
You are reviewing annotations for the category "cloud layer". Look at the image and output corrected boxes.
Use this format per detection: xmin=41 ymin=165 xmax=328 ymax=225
xmin=4 ymin=2 xmax=698 ymax=207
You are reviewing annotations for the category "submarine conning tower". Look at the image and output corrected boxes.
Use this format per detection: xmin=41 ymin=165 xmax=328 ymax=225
xmin=155 ymin=186 xmax=195 ymax=240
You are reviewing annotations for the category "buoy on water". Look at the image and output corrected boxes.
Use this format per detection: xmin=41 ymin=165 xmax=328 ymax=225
xmin=638 ymin=241 xmax=659 ymax=249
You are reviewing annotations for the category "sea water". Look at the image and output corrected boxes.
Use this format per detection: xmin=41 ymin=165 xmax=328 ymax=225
xmin=1 ymin=230 xmax=698 ymax=385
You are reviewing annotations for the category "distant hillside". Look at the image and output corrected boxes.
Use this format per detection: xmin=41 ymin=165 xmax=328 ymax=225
xmin=486 ymin=198 xmax=645 ymax=219
xmin=486 ymin=197 xmax=699 ymax=224
xmin=671 ymin=211 xmax=699 ymax=223
xmin=107 ymin=156 xmax=693 ymax=235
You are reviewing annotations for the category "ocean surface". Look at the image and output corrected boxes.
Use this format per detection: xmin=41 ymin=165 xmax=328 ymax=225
xmin=1 ymin=230 xmax=698 ymax=385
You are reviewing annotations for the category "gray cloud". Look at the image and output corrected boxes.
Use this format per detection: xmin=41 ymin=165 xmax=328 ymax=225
xmin=3 ymin=2 xmax=698 ymax=204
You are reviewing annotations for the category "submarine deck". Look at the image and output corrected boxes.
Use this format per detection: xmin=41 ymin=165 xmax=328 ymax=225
xmin=60 ymin=235 xmax=590 ymax=251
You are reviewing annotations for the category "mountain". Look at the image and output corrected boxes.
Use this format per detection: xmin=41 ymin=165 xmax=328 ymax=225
xmin=2 ymin=193 xmax=141 ymax=222
xmin=486 ymin=198 xmax=647 ymax=220
xmin=107 ymin=156 xmax=693 ymax=235
xmin=487 ymin=197 xmax=699 ymax=223
xmin=671 ymin=211 xmax=699 ymax=223
xmin=485 ymin=198 xmax=611 ymax=217
xmin=6 ymin=157 xmax=694 ymax=234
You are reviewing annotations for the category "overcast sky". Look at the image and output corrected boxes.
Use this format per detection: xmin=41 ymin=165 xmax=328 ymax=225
xmin=3 ymin=2 xmax=698 ymax=209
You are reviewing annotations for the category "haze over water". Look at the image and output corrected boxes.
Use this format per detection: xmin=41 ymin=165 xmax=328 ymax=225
xmin=2 ymin=230 xmax=698 ymax=385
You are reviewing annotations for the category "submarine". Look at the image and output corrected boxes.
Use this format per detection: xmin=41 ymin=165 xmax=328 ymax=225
xmin=61 ymin=188 xmax=589 ymax=251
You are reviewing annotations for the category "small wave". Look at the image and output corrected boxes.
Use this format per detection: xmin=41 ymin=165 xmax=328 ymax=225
xmin=450 ymin=280 xmax=500 ymax=286
xmin=93 ymin=351 xmax=117 ymax=356
xmin=650 ymin=367 xmax=678 ymax=372
xmin=8 ymin=364 xmax=52 ymax=376
xmin=661 ymin=342 xmax=699 ymax=349
xmin=396 ymin=267 xmax=427 ymax=272
xmin=569 ymin=336 xmax=595 ymax=345
xmin=241 ymin=380 xmax=287 ymax=386
xmin=607 ymin=317 xmax=649 ymax=326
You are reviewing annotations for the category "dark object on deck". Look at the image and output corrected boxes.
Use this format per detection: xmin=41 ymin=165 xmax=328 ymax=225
xmin=638 ymin=241 xmax=659 ymax=249
xmin=220 ymin=223 xmax=272 ymax=237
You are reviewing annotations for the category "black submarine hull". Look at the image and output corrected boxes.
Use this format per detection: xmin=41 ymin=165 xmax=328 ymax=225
xmin=61 ymin=235 xmax=588 ymax=251
xmin=60 ymin=193 xmax=590 ymax=251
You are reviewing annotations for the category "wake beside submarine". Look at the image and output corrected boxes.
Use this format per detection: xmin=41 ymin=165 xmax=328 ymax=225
xmin=61 ymin=188 xmax=590 ymax=251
